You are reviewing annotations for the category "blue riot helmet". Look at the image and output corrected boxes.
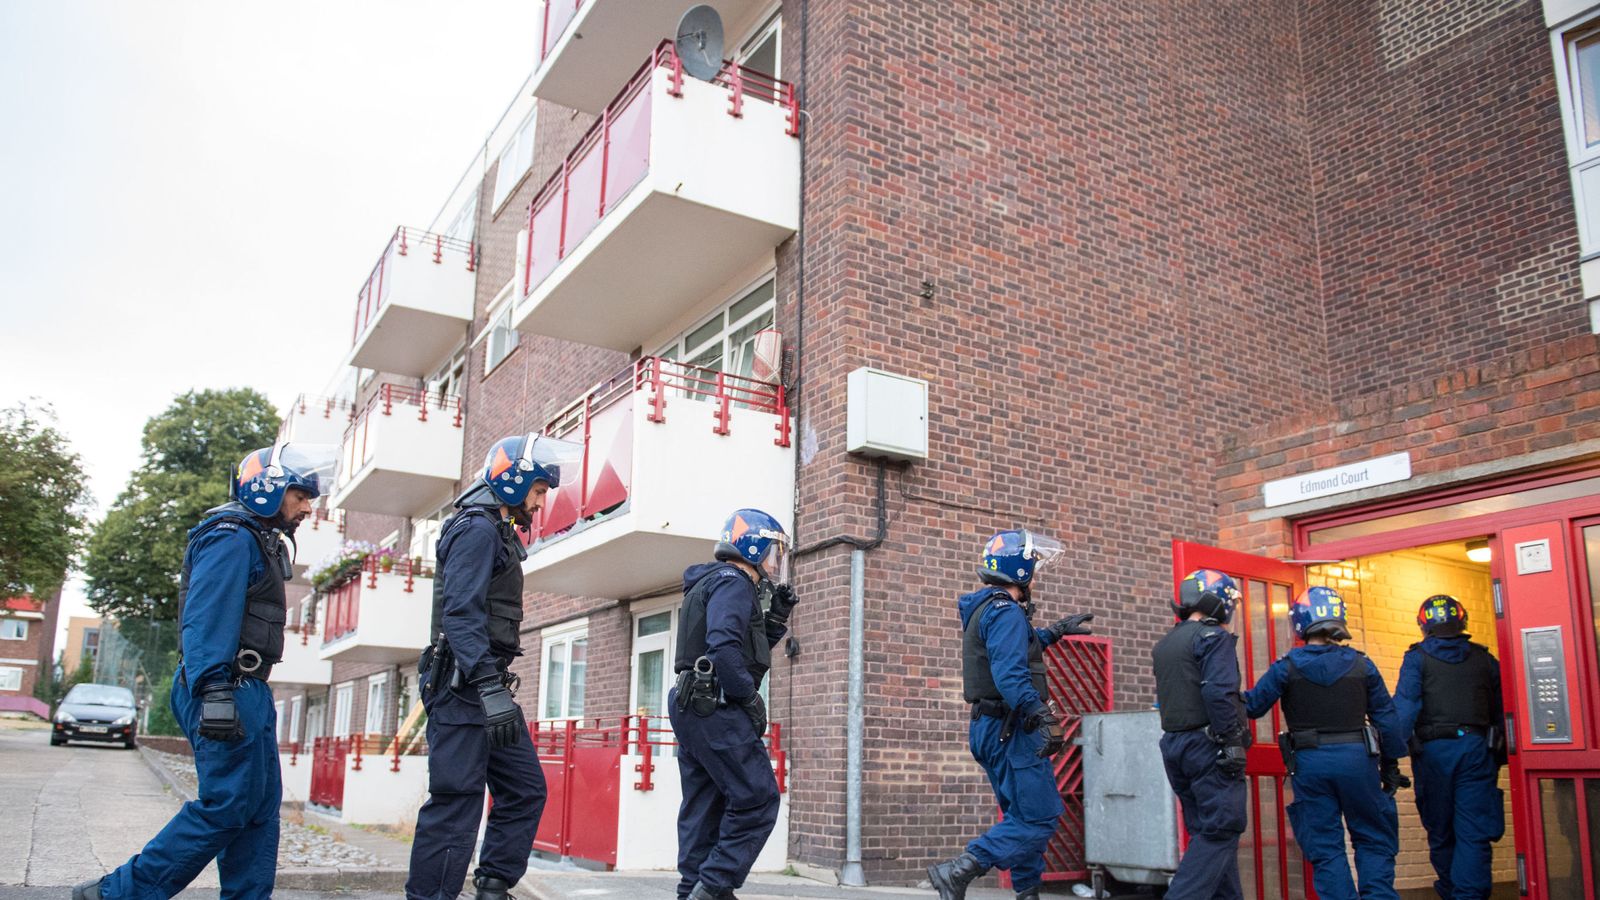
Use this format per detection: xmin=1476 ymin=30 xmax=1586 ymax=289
xmin=1291 ymin=586 xmax=1351 ymax=641
xmin=1417 ymin=593 xmax=1467 ymax=636
xmin=480 ymin=433 xmax=583 ymax=506
xmin=233 ymin=443 xmax=338 ymax=518
xmin=978 ymin=529 xmax=1065 ymax=587
xmin=1175 ymin=569 xmax=1241 ymax=624
xmin=713 ymin=508 xmax=792 ymax=583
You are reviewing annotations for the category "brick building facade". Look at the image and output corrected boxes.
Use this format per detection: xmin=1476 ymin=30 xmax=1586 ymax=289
xmin=272 ymin=0 xmax=1600 ymax=895
xmin=0 ymin=593 xmax=58 ymax=711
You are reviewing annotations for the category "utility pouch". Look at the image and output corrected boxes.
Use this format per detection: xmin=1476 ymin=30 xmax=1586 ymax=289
xmin=1277 ymin=732 xmax=1297 ymax=777
xmin=1362 ymin=725 xmax=1381 ymax=757
xmin=1289 ymin=729 xmax=1319 ymax=750
xmin=1488 ymin=724 xmax=1508 ymax=766
xmin=689 ymin=656 xmax=719 ymax=717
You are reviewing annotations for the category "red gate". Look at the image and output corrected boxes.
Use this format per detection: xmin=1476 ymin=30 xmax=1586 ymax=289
xmin=1173 ymin=540 xmax=1313 ymax=900
xmin=1026 ymin=635 xmax=1116 ymax=884
xmin=309 ymin=736 xmax=348 ymax=810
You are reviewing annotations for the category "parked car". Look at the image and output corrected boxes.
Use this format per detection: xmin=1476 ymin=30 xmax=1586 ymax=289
xmin=52 ymin=683 xmax=138 ymax=749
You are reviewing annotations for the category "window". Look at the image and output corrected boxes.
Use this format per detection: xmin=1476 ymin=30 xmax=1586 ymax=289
xmin=365 ymin=674 xmax=389 ymax=734
xmin=485 ymin=305 xmax=518 ymax=373
xmin=427 ymin=348 xmax=467 ymax=402
xmin=0 ymin=667 xmax=21 ymax=692
xmin=491 ymin=110 xmax=538 ymax=214
xmin=445 ymin=191 xmax=479 ymax=243
xmin=410 ymin=502 xmax=452 ymax=566
xmin=83 ymin=628 xmax=99 ymax=656
xmin=631 ymin=605 xmax=676 ymax=717
xmin=0 ymin=619 xmax=27 ymax=640
xmin=333 ymin=682 xmax=354 ymax=737
xmin=289 ymin=694 xmax=303 ymax=744
xmin=539 ymin=623 xmax=588 ymax=720
xmin=738 ymin=10 xmax=781 ymax=79
xmin=275 ymin=701 xmax=287 ymax=742
xmin=657 ymin=277 xmax=776 ymax=381
xmin=1556 ymin=19 xmax=1600 ymax=257
xmin=306 ymin=696 xmax=327 ymax=741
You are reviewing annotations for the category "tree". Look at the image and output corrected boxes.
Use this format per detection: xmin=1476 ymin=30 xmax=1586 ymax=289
xmin=83 ymin=389 xmax=280 ymax=622
xmin=0 ymin=404 xmax=92 ymax=598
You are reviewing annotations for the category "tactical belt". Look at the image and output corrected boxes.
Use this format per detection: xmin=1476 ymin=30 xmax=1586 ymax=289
xmin=970 ymin=699 xmax=1011 ymax=720
xmin=1416 ymin=723 xmax=1488 ymax=741
xmin=1285 ymin=729 xmax=1366 ymax=750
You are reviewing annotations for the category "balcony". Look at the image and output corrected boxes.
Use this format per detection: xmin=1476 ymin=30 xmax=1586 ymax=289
xmin=271 ymin=619 xmax=332 ymax=688
xmin=279 ymin=394 xmax=354 ymax=446
xmin=291 ymin=506 xmax=344 ymax=575
xmin=532 ymin=0 xmax=775 ymax=114
xmin=512 ymin=43 xmax=799 ymax=353
xmin=520 ymin=357 xmax=793 ymax=599
xmin=348 ymin=227 xmax=477 ymax=378
xmin=318 ymin=559 xmax=432 ymax=665
xmin=332 ymin=385 xmax=464 ymax=518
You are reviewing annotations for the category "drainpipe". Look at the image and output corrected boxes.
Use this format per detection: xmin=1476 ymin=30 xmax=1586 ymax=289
xmin=798 ymin=459 xmax=888 ymax=887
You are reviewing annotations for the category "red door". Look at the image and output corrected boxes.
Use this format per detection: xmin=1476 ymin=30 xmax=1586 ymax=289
xmin=1172 ymin=541 xmax=1314 ymax=900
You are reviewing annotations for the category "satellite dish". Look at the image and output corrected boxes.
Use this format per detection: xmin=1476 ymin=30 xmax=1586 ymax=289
xmin=675 ymin=4 xmax=725 ymax=82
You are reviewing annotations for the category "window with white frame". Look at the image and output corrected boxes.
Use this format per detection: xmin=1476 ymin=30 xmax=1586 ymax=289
xmin=275 ymin=701 xmax=287 ymax=742
xmin=492 ymin=110 xmax=538 ymax=214
xmin=0 ymin=619 xmax=27 ymax=640
xmin=410 ymin=502 xmax=452 ymax=566
xmin=333 ymin=682 xmax=354 ymax=737
xmin=657 ymin=277 xmax=776 ymax=381
xmin=539 ymin=622 xmax=588 ymax=720
xmin=0 ymin=667 xmax=22 ymax=692
xmin=738 ymin=9 xmax=781 ymax=79
xmin=289 ymin=694 xmax=303 ymax=744
xmin=445 ymin=191 xmax=479 ymax=243
xmin=365 ymin=674 xmax=389 ymax=734
xmin=427 ymin=347 xmax=467 ymax=403
xmin=306 ymin=696 xmax=327 ymax=741
xmin=1556 ymin=16 xmax=1600 ymax=256
xmin=630 ymin=604 xmax=676 ymax=717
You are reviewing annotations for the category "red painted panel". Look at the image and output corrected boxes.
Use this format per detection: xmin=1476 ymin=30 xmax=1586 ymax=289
xmin=1498 ymin=522 xmax=1586 ymax=754
xmin=604 ymin=86 xmax=651 ymax=211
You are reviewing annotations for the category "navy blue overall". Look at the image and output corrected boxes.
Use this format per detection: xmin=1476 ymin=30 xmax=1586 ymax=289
xmin=1394 ymin=636 xmax=1505 ymax=900
xmin=1155 ymin=621 xmax=1248 ymax=900
xmin=406 ymin=510 xmax=545 ymax=900
xmin=668 ymin=562 xmax=786 ymax=900
xmin=1245 ymin=645 xmax=1406 ymax=900
xmin=958 ymin=587 xmax=1066 ymax=894
xmin=100 ymin=512 xmax=282 ymax=900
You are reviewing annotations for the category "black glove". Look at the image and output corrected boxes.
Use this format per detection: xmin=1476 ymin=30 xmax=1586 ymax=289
xmin=1216 ymin=744 xmax=1248 ymax=780
xmin=198 ymin=684 xmax=244 ymax=742
xmin=738 ymin=692 xmax=768 ymax=738
xmin=1024 ymin=703 xmax=1068 ymax=759
xmin=1045 ymin=612 xmax=1095 ymax=640
xmin=475 ymin=678 xmax=523 ymax=750
xmin=1380 ymin=759 xmax=1411 ymax=796
xmin=768 ymin=583 xmax=799 ymax=621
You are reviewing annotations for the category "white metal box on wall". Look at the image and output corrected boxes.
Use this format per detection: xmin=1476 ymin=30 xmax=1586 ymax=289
xmin=846 ymin=368 xmax=929 ymax=461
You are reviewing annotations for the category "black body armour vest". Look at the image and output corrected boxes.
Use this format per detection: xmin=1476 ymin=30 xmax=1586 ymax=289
xmin=674 ymin=565 xmax=771 ymax=690
xmin=961 ymin=592 xmax=1047 ymax=705
xmin=430 ymin=507 xmax=526 ymax=663
xmin=1280 ymin=653 xmax=1369 ymax=733
xmin=1415 ymin=642 xmax=1495 ymax=730
xmin=1153 ymin=620 xmax=1219 ymax=732
xmin=177 ymin=503 xmax=289 ymax=678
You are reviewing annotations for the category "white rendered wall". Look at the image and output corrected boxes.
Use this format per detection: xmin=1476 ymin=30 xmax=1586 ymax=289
xmin=279 ymin=752 xmax=312 ymax=804
xmin=614 ymin=754 xmax=789 ymax=872
xmin=317 ymin=573 xmax=431 ymax=663
xmin=339 ymin=753 xmax=430 ymax=826
xmin=273 ymin=624 xmax=332 ymax=687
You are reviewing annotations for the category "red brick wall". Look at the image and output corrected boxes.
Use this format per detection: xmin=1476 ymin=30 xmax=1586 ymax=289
xmin=1216 ymin=333 xmax=1600 ymax=555
xmin=1301 ymin=0 xmax=1587 ymax=399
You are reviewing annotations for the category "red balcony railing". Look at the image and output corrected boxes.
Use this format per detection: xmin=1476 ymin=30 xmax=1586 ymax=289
xmin=280 ymin=393 xmax=355 ymax=441
xmin=521 ymin=41 xmax=799 ymax=297
xmin=538 ymin=0 xmax=586 ymax=64
xmin=350 ymin=226 xmax=477 ymax=348
xmin=339 ymin=384 xmax=464 ymax=488
xmin=319 ymin=555 xmax=424 ymax=645
xmin=522 ymin=356 xmax=788 ymax=546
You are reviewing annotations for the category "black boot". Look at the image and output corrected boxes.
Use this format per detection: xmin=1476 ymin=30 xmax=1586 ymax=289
xmin=687 ymin=882 xmax=734 ymax=900
xmin=927 ymin=851 xmax=988 ymax=900
xmin=71 ymin=879 xmax=102 ymax=900
xmin=472 ymin=874 xmax=514 ymax=900
xmin=1014 ymin=888 xmax=1041 ymax=900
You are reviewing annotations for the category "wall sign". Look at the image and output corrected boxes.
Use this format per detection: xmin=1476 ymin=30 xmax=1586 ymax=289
xmin=1262 ymin=452 xmax=1412 ymax=508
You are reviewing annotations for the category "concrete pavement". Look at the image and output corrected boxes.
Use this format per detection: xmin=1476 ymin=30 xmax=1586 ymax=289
xmin=517 ymin=869 xmax=1051 ymax=898
xmin=0 ymin=718 xmax=220 ymax=890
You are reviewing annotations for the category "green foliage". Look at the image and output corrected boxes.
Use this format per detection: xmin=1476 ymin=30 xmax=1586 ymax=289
xmin=32 ymin=651 xmax=93 ymax=708
xmin=83 ymin=390 xmax=279 ymax=623
xmin=0 ymin=404 xmax=92 ymax=598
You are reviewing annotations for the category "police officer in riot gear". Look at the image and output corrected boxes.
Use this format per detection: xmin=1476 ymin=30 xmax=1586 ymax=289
xmin=1244 ymin=587 xmax=1408 ymax=900
xmin=1152 ymin=569 xmax=1250 ymax=900
xmin=406 ymin=433 xmax=581 ymax=900
xmin=669 ymin=509 xmax=796 ymax=900
xmin=78 ymin=443 xmax=335 ymax=900
xmin=1394 ymin=594 xmax=1505 ymax=900
xmin=927 ymin=530 xmax=1094 ymax=900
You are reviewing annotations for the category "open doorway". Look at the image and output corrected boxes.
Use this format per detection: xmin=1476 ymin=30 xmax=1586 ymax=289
xmin=1308 ymin=539 xmax=1517 ymax=899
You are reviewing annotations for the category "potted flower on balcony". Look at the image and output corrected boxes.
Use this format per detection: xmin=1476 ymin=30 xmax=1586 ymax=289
xmin=308 ymin=540 xmax=376 ymax=592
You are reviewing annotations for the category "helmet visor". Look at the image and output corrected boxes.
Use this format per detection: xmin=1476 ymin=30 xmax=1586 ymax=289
xmin=758 ymin=529 xmax=792 ymax=584
xmin=1025 ymin=532 xmax=1064 ymax=571
xmin=524 ymin=434 xmax=584 ymax=488
xmin=273 ymin=443 xmax=339 ymax=498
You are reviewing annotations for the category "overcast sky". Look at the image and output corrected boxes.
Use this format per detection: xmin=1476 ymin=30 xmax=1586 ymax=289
xmin=0 ymin=2 xmax=537 ymax=657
